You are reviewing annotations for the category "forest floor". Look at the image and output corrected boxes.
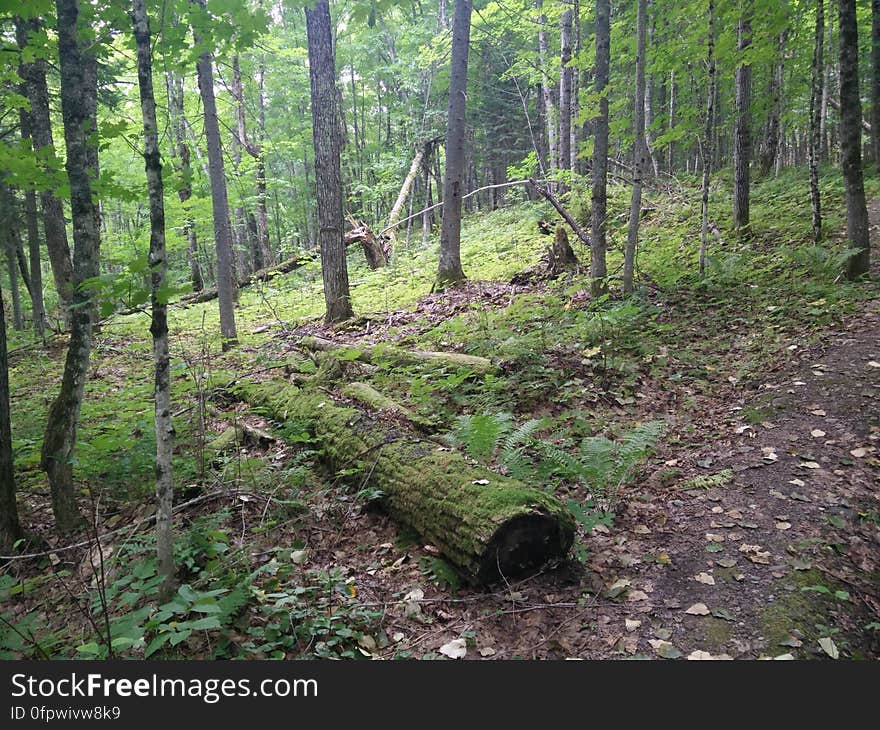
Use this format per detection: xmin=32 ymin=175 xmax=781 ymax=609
xmin=2 ymin=170 xmax=879 ymax=659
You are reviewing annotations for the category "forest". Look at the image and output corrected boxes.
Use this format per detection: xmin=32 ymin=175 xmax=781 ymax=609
xmin=0 ymin=0 xmax=877 ymax=662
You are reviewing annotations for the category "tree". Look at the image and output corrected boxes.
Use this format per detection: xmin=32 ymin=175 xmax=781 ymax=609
xmin=558 ymin=8 xmax=573 ymax=184
xmin=536 ymin=1 xmax=557 ymax=177
xmin=40 ymin=0 xmax=101 ymax=533
xmin=624 ymin=0 xmax=648 ymax=294
xmin=838 ymin=0 xmax=870 ymax=279
xmin=591 ymin=0 xmax=610 ymax=298
xmin=809 ymin=0 xmax=825 ymax=242
xmin=192 ymin=0 xmax=238 ymax=347
xmin=699 ymin=0 xmax=717 ymax=276
xmin=872 ymin=0 xmax=880 ymax=163
xmin=15 ymin=37 xmax=47 ymax=342
xmin=733 ymin=1 xmax=752 ymax=233
xmin=132 ymin=0 xmax=175 ymax=602
xmin=435 ymin=0 xmax=473 ymax=291
xmin=15 ymin=16 xmax=74 ymax=325
xmin=306 ymin=0 xmax=354 ymax=322
xmin=166 ymin=72 xmax=203 ymax=293
xmin=0 ymin=280 xmax=22 ymax=554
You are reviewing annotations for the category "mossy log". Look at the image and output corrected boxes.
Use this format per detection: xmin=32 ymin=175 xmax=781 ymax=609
xmin=299 ymin=336 xmax=497 ymax=375
xmin=236 ymin=381 xmax=574 ymax=584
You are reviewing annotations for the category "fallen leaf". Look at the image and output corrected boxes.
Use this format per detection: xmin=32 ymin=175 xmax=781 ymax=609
xmin=810 ymin=429 xmax=826 ymax=438
xmin=605 ymin=579 xmax=631 ymax=599
xmin=868 ymin=361 xmax=880 ymax=368
xmin=654 ymin=628 xmax=673 ymax=640
xmin=716 ymin=558 xmax=738 ymax=568
xmin=686 ymin=603 xmax=711 ymax=616
xmin=773 ymin=653 xmax=795 ymax=660
xmin=818 ymin=637 xmax=839 ymax=659
xmin=439 ymin=638 xmax=467 ymax=659
xmin=478 ymin=647 xmax=496 ymax=657
xmin=656 ymin=643 xmax=680 ymax=659
xmin=810 ymin=409 xmax=826 ymax=417
xmin=687 ymin=650 xmax=715 ymax=660
xmin=625 ymin=619 xmax=641 ymax=632
xmin=711 ymin=607 xmax=735 ymax=622
xmin=775 ymin=521 xmax=792 ymax=531
xmin=850 ymin=448 xmax=868 ymax=458
xmin=706 ymin=542 xmax=724 ymax=553
xmin=694 ymin=572 xmax=716 ymax=585
xmin=627 ymin=590 xmax=650 ymax=602
xmin=800 ymin=462 xmax=821 ymax=470
xmin=779 ymin=636 xmax=803 ymax=648
xmin=633 ymin=525 xmax=651 ymax=535
xmin=789 ymin=478 xmax=806 ymax=487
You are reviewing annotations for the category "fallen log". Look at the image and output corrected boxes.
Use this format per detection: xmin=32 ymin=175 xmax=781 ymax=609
xmin=180 ymin=253 xmax=316 ymax=305
xmin=299 ymin=335 xmax=498 ymax=375
xmin=236 ymin=381 xmax=574 ymax=583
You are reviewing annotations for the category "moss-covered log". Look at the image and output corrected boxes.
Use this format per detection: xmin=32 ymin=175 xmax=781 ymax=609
xmin=299 ymin=336 xmax=497 ymax=375
xmin=236 ymin=380 xmax=574 ymax=584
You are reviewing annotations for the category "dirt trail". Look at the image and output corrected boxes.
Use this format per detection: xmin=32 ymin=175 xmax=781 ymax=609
xmin=580 ymin=297 xmax=879 ymax=659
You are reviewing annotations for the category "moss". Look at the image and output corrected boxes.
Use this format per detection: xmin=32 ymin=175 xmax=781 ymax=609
xmin=236 ymin=380 xmax=575 ymax=582
xmin=759 ymin=569 xmax=835 ymax=653
xmin=700 ymin=617 xmax=734 ymax=652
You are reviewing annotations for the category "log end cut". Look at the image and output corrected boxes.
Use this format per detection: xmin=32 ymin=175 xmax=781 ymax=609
xmin=478 ymin=512 xmax=574 ymax=584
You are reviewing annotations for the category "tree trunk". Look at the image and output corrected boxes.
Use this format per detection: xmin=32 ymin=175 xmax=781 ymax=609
xmin=570 ymin=0 xmax=581 ymax=173
xmin=733 ymin=2 xmax=752 ymax=232
xmin=237 ymin=381 xmax=575 ymax=584
xmin=179 ymin=254 xmax=312 ymax=305
xmin=668 ymin=69 xmax=676 ymax=172
xmin=166 ymin=72 xmax=203 ymax=293
xmin=873 ymin=0 xmax=880 ymax=163
xmin=193 ymin=0 xmax=238 ymax=347
xmin=436 ymin=0 xmax=472 ymax=291
xmin=644 ymin=1 xmax=660 ymax=178
xmin=699 ymin=0 xmax=717 ymax=276
xmin=306 ymin=1 xmax=354 ymax=323
xmin=624 ymin=0 xmax=648 ymax=295
xmin=15 ymin=51 xmax=46 ymax=341
xmin=41 ymin=0 xmax=101 ymax=534
xmin=387 ymin=140 xmax=435 ymax=244
xmin=0 ymin=281 xmax=22 ymax=553
xmin=810 ymin=0 xmax=825 ymax=242
xmin=838 ymin=0 xmax=871 ymax=279
xmin=591 ymin=0 xmax=611 ymax=298
xmin=558 ymin=8 xmax=573 ymax=184
xmin=537 ymin=2 xmax=557 ymax=177
xmin=761 ymin=31 xmax=787 ymax=177
xmin=132 ymin=0 xmax=175 ymax=602
xmin=15 ymin=16 xmax=73 ymax=324
xmin=2 ymin=189 xmax=24 ymax=331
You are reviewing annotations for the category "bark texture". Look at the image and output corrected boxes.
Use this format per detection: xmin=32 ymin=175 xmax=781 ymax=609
xmin=41 ymin=0 xmax=101 ymax=533
xmin=0 ymin=282 xmax=21 ymax=553
xmin=733 ymin=3 xmax=752 ymax=232
xmin=591 ymin=0 xmax=610 ymax=297
xmin=436 ymin=0 xmax=473 ymax=290
xmin=624 ymin=0 xmax=648 ymax=294
xmin=699 ymin=0 xmax=717 ymax=276
xmin=193 ymin=0 xmax=238 ymax=345
xmin=838 ymin=0 xmax=871 ymax=279
xmin=306 ymin=0 xmax=354 ymax=323
xmin=810 ymin=0 xmax=825 ymax=242
xmin=132 ymin=0 xmax=176 ymax=603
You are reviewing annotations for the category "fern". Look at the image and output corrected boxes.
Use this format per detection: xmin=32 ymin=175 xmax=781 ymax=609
xmin=446 ymin=412 xmax=514 ymax=460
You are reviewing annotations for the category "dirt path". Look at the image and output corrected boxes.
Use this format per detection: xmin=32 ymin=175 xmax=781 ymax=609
xmin=576 ymin=297 xmax=879 ymax=660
